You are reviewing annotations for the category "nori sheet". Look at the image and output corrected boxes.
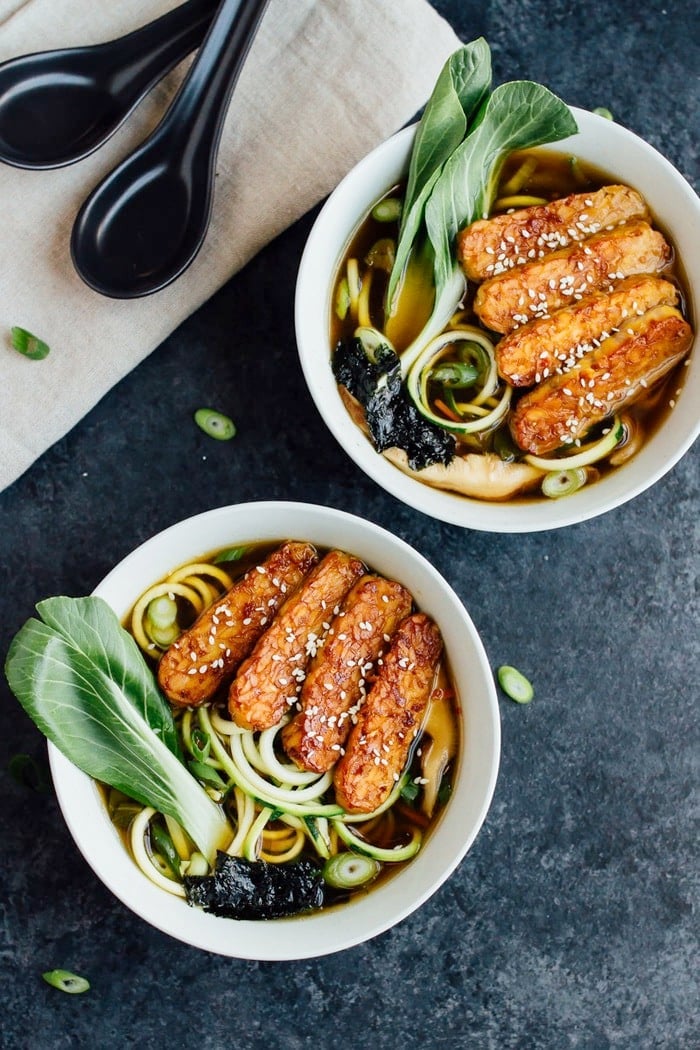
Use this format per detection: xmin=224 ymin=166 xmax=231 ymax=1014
xmin=184 ymin=853 xmax=324 ymax=920
xmin=332 ymin=337 xmax=454 ymax=471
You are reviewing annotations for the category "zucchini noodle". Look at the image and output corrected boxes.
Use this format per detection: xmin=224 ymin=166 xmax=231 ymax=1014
xmin=407 ymin=326 xmax=512 ymax=433
xmin=130 ymin=807 xmax=186 ymax=898
xmin=525 ymin=418 xmax=624 ymax=471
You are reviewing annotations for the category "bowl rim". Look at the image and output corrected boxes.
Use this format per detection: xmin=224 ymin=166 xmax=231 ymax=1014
xmin=48 ymin=500 xmax=501 ymax=959
xmin=295 ymin=106 xmax=699 ymax=533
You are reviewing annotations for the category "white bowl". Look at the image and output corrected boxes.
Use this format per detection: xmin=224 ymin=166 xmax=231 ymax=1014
xmin=48 ymin=501 xmax=500 ymax=960
xmin=295 ymin=109 xmax=699 ymax=532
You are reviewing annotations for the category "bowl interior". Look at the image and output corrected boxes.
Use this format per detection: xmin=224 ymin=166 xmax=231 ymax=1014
xmin=295 ymin=108 xmax=699 ymax=532
xmin=49 ymin=501 xmax=500 ymax=960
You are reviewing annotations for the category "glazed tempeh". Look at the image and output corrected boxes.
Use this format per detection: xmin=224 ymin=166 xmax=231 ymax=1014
xmin=473 ymin=221 xmax=671 ymax=334
xmin=458 ymin=184 xmax=649 ymax=280
xmin=509 ymin=305 xmax=693 ymax=454
xmin=228 ymin=550 xmax=366 ymax=731
xmin=157 ymin=541 xmax=318 ymax=707
xmin=281 ymin=575 xmax=413 ymax=774
xmin=496 ymin=275 xmax=679 ymax=386
xmin=334 ymin=613 xmax=443 ymax=813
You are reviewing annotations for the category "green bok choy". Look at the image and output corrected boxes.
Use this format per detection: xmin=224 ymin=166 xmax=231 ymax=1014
xmin=5 ymin=596 xmax=231 ymax=864
xmin=385 ymin=40 xmax=579 ymax=382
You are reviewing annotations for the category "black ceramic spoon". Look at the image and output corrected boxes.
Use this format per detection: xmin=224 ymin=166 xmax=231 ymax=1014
xmin=0 ymin=0 xmax=219 ymax=170
xmin=71 ymin=0 xmax=269 ymax=299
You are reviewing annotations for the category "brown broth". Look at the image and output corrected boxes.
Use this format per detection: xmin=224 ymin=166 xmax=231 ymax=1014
xmin=331 ymin=148 xmax=694 ymax=498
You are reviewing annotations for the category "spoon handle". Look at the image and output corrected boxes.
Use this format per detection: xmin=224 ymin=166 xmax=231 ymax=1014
xmin=104 ymin=0 xmax=221 ymax=104
xmin=159 ymin=0 xmax=270 ymax=153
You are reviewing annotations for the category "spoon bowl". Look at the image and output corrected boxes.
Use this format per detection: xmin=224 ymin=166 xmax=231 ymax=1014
xmin=71 ymin=0 xmax=269 ymax=299
xmin=0 ymin=0 xmax=218 ymax=170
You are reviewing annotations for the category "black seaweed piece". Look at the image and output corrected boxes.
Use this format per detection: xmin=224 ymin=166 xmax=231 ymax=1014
xmin=183 ymin=853 xmax=324 ymax=920
xmin=332 ymin=338 xmax=454 ymax=471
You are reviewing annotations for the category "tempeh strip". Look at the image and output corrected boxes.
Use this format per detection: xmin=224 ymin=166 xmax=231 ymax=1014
xmin=157 ymin=542 xmax=318 ymax=707
xmin=334 ymin=614 xmax=443 ymax=814
xmin=458 ymin=184 xmax=649 ymax=280
xmin=281 ymin=575 xmax=412 ymax=774
xmin=496 ymin=275 xmax=679 ymax=386
xmin=228 ymin=550 xmax=366 ymax=731
xmin=473 ymin=220 xmax=671 ymax=334
xmin=509 ymin=305 xmax=693 ymax=454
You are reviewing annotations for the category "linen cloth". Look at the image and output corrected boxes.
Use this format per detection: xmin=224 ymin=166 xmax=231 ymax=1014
xmin=0 ymin=0 xmax=459 ymax=491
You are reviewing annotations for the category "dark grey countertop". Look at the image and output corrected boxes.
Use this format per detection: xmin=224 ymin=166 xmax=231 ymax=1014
xmin=2 ymin=1 xmax=698 ymax=1047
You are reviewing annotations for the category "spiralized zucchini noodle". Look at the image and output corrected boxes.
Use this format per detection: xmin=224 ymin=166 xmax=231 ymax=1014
xmin=120 ymin=572 xmax=427 ymax=897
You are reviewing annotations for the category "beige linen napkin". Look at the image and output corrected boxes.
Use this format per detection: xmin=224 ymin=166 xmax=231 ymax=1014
xmin=0 ymin=0 xmax=459 ymax=490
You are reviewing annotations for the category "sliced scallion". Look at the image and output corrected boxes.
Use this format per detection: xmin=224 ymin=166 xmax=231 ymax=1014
xmin=592 ymin=106 xmax=613 ymax=120
xmin=497 ymin=665 xmax=534 ymax=704
xmin=150 ymin=823 xmax=182 ymax=881
xmin=11 ymin=326 xmax=50 ymax=360
xmin=335 ymin=276 xmax=351 ymax=320
xmin=193 ymin=408 xmax=236 ymax=441
xmin=431 ymin=362 xmax=479 ymax=389
xmin=371 ymin=197 xmax=402 ymax=223
xmin=146 ymin=595 xmax=177 ymax=629
xmin=214 ymin=545 xmax=250 ymax=564
xmin=42 ymin=970 xmax=90 ymax=994
xmin=541 ymin=467 xmax=587 ymax=499
xmin=190 ymin=727 xmax=211 ymax=762
xmin=400 ymin=780 xmax=420 ymax=803
xmin=322 ymin=852 xmax=380 ymax=889
xmin=188 ymin=759 xmax=227 ymax=790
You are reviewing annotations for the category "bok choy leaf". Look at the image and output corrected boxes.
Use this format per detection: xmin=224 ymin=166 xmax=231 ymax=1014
xmin=400 ymin=79 xmax=578 ymax=376
xmin=5 ymin=596 xmax=231 ymax=864
xmin=386 ymin=38 xmax=492 ymax=315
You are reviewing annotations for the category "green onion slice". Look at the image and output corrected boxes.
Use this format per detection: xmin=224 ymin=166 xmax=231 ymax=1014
xmin=11 ymin=326 xmax=50 ymax=360
xmin=541 ymin=467 xmax=587 ymax=499
xmin=400 ymin=780 xmax=420 ymax=803
xmin=335 ymin=276 xmax=351 ymax=320
xmin=188 ymin=759 xmax=227 ymax=790
xmin=322 ymin=852 xmax=380 ymax=889
xmin=592 ymin=106 xmax=613 ymax=120
xmin=497 ymin=665 xmax=534 ymax=704
xmin=431 ymin=362 xmax=479 ymax=389
xmin=150 ymin=824 xmax=182 ymax=881
xmin=146 ymin=595 xmax=177 ymax=629
xmin=194 ymin=408 xmax=236 ymax=441
xmin=190 ymin=727 xmax=211 ymax=762
xmin=42 ymin=970 xmax=90 ymax=994
xmin=371 ymin=197 xmax=402 ymax=223
xmin=214 ymin=545 xmax=250 ymax=564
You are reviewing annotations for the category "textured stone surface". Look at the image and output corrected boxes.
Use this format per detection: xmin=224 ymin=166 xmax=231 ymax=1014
xmin=1 ymin=2 xmax=698 ymax=1047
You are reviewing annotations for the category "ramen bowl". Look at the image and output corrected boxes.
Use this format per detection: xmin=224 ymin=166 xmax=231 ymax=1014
xmin=295 ymin=108 xmax=699 ymax=532
xmin=49 ymin=501 xmax=500 ymax=960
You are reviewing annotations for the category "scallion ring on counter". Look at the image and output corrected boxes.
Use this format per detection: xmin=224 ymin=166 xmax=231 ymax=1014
xmin=194 ymin=408 xmax=236 ymax=441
